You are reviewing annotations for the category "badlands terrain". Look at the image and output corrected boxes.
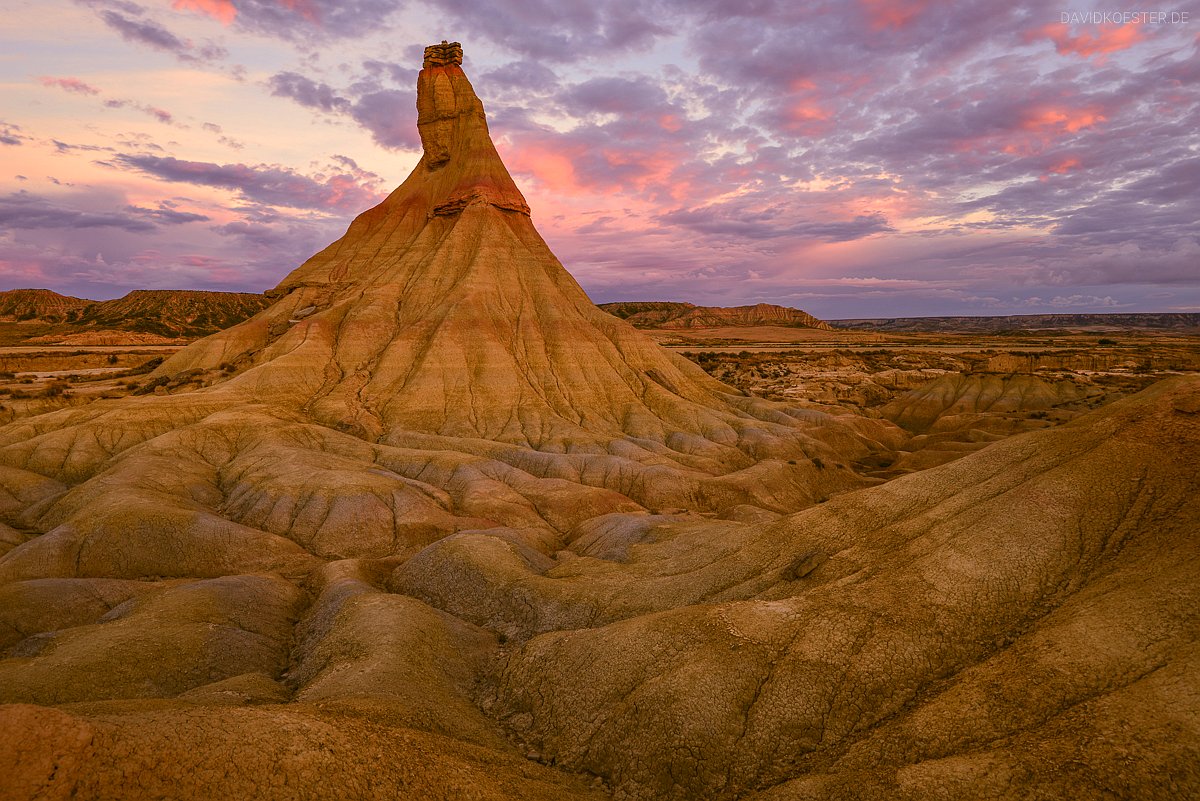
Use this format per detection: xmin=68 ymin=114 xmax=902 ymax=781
xmin=0 ymin=287 xmax=270 ymax=345
xmin=1 ymin=43 xmax=1198 ymax=801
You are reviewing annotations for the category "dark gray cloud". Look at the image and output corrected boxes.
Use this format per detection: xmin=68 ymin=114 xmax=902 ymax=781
xmin=128 ymin=204 xmax=211 ymax=224
xmin=99 ymin=9 xmax=187 ymax=51
xmin=349 ymin=90 xmax=420 ymax=150
xmin=220 ymin=0 xmax=407 ymax=42
xmin=661 ymin=205 xmax=894 ymax=242
xmin=434 ymin=0 xmax=669 ymax=62
xmin=0 ymin=122 xmax=29 ymax=146
xmin=103 ymin=98 xmax=177 ymax=125
xmin=481 ymin=61 xmax=559 ymax=94
xmin=97 ymin=8 xmax=227 ymax=63
xmin=109 ymin=154 xmax=385 ymax=212
xmin=266 ymin=70 xmax=418 ymax=150
xmin=0 ymin=184 xmax=349 ymax=299
xmin=561 ymin=76 xmax=669 ymax=116
xmin=267 ymin=71 xmax=350 ymax=113
xmin=52 ymin=140 xmax=115 ymax=153
xmin=0 ymin=190 xmax=157 ymax=232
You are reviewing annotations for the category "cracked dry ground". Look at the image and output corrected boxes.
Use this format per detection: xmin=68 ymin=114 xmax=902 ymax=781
xmin=2 ymin=44 xmax=1199 ymax=801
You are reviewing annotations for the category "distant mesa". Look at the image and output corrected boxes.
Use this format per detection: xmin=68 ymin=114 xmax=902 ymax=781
xmin=71 ymin=289 xmax=269 ymax=339
xmin=0 ymin=287 xmax=269 ymax=340
xmin=0 ymin=288 xmax=91 ymax=323
xmin=601 ymin=301 xmax=832 ymax=330
xmin=832 ymin=312 xmax=1200 ymax=332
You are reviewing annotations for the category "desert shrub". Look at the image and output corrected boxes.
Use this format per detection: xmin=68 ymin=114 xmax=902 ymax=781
xmin=133 ymin=376 xmax=170 ymax=395
xmin=43 ymin=381 xmax=70 ymax=398
xmin=124 ymin=356 xmax=165 ymax=376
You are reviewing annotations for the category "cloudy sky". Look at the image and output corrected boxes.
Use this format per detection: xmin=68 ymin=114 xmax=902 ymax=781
xmin=1 ymin=0 xmax=1197 ymax=317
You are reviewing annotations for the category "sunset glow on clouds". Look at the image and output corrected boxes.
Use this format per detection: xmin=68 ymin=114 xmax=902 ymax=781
xmin=1 ymin=0 xmax=1197 ymax=316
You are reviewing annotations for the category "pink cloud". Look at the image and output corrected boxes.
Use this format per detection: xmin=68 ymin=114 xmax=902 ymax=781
xmin=172 ymin=0 xmax=321 ymax=27
xmin=861 ymin=0 xmax=933 ymax=30
xmin=658 ymin=114 xmax=683 ymax=133
xmin=39 ymin=76 xmax=101 ymax=96
xmin=781 ymin=101 xmax=832 ymax=134
xmin=1040 ymin=155 xmax=1083 ymax=181
xmin=280 ymin=0 xmax=322 ymax=25
xmin=1028 ymin=22 xmax=1147 ymax=61
xmin=172 ymin=0 xmax=237 ymax=25
xmin=1019 ymin=105 xmax=1107 ymax=134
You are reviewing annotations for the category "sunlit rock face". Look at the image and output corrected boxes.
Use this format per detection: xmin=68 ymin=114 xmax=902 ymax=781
xmin=0 ymin=43 xmax=1197 ymax=801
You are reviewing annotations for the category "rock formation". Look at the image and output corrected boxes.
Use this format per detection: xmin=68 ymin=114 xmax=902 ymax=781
xmin=0 ymin=287 xmax=269 ymax=339
xmin=72 ymin=289 xmax=271 ymax=338
xmin=602 ymin=301 xmax=832 ymax=330
xmin=0 ymin=44 xmax=1196 ymax=801
xmin=0 ymin=289 xmax=90 ymax=322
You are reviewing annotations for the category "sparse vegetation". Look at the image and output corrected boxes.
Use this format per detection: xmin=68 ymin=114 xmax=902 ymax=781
xmin=42 ymin=381 xmax=70 ymax=398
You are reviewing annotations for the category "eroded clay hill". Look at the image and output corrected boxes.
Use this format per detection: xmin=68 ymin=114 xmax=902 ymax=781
xmin=0 ymin=42 xmax=1197 ymax=801
xmin=601 ymin=301 xmax=832 ymax=330
xmin=0 ymin=289 xmax=91 ymax=322
xmin=72 ymin=289 xmax=271 ymax=338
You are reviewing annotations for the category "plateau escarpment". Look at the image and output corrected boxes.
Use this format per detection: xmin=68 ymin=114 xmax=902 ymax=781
xmin=0 ymin=287 xmax=269 ymax=344
xmin=0 ymin=42 xmax=1196 ymax=801
xmin=601 ymin=301 xmax=832 ymax=330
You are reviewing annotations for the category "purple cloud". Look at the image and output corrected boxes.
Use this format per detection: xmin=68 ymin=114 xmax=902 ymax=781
xmin=128 ymin=204 xmax=211 ymax=224
xmin=96 ymin=7 xmax=227 ymax=63
xmin=38 ymin=76 xmax=102 ymax=95
xmin=0 ymin=122 xmax=29 ymax=147
xmin=661 ymin=205 xmax=894 ymax=243
xmin=481 ymin=61 xmax=559 ymax=94
xmin=109 ymin=153 xmax=385 ymax=212
xmin=435 ymin=0 xmax=669 ymax=62
xmin=266 ymin=70 xmax=418 ymax=150
xmin=200 ymin=0 xmax=407 ymax=42
xmin=267 ymin=71 xmax=350 ymax=114
xmin=0 ymin=185 xmax=348 ymax=299
xmin=348 ymin=90 xmax=419 ymax=150
xmin=0 ymin=190 xmax=156 ymax=232
xmin=99 ymin=9 xmax=187 ymax=50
